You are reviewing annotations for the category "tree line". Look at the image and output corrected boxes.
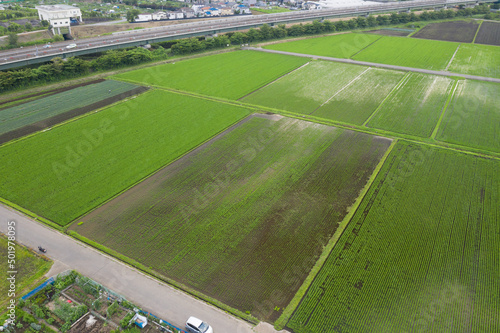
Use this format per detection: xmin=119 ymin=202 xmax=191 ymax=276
xmin=0 ymin=4 xmax=494 ymax=93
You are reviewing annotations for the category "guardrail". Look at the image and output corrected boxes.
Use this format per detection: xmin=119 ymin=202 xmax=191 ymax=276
xmin=0 ymin=0 xmax=493 ymax=70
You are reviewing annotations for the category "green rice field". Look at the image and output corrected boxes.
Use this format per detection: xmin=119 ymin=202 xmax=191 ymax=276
xmin=0 ymin=80 xmax=138 ymax=136
xmin=447 ymin=43 xmax=500 ymax=79
xmin=436 ymin=80 xmax=500 ymax=153
xmin=112 ymin=50 xmax=308 ymax=99
xmin=353 ymin=36 xmax=458 ymax=70
xmin=263 ymin=33 xmax=382 ymax=58
xmin=312 ymin=68 xmax=405 ymax=125
xmin=0 ymin=90 xmax=250 ymax=225
xmin=242 ymin=61 xmax=367 ymax=114
xmin=287 ymin=142 xmax=500 ymax=332
xmin=367 ymin=73 xmax=454 ymax=137
xmin=72 ymin=116 xmax=392 ymax=321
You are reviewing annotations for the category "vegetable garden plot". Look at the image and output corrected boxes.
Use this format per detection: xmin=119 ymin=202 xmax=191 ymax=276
xmin=72 ymin=116 xmax=392 ymax=322
xmin=436 ymin=80 xmax=500 ymax=153
xmin=288 ymin=142 xmax=500 ymax=333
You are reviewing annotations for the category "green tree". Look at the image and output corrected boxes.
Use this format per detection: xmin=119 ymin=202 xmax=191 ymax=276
xmin=7 ymin=22 xmax=23 ymax=33
xmin=126 ymin=9 xmax=140 ymax=23
xmin=230 ymin=32 xmax=246 ymax=45
xmin=7 ymin=32 xmax=18 ymax=47
xmin=259 ymin=24 xmax=272 ymax=40
xmin=24 ymin=22 xmax=33 ymax=31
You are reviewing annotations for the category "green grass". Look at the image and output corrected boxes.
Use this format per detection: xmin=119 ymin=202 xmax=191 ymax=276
xmin=436 ymin=80 xmax=500 ymax=153
xmin=0 ymin=80 xmax=139 ymax=135
xmin=263 ymin=33 xmax=382 ymax=59
xmin=71 ymin=116 xmax=392 ymax=322
xmin=242 ymin=61 xmax=367 ymax=114
xmin=367 ymin=73 xmax=454 ymax=137
xmin=112 ymin=50 xmax=309 ymax=100
xmin=0 ymin=236 xmax=52 ymax=309
xmin=447 ymin=43 xmax=500 ymax=79
xmin=251 ymin=7 xmax=291 ymax=14
xmin=312 ymin=68 xmax=405 ymax=125
xmin=287 ymin=142 xmax=500 ymax=333
xmin=353 ymin=36 xmax=459 ymax=70
xmin=0 ymin=90 xmax=250 ymax=225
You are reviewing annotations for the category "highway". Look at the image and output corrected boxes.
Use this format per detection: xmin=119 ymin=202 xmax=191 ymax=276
xmin=0 ymin=0 xmax=491 ymax=70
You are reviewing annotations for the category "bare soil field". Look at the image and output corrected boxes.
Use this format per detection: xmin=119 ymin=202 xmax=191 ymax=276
xmin=412 ymin=20 xmax=479 ymax=43
xmin=475 ymin=21 xmax=500 ymax=46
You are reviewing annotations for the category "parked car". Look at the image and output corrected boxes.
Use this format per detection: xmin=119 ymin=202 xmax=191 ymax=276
xmin=185 ymin=317 xmax=213 ymax=333
xmin=66 ymin=43 xmax=77 ymax=49
xmin=42 ymin=44 xmax=52 ymax=49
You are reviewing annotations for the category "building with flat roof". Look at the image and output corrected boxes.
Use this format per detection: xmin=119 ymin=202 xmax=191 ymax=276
xmin=36 ymin=4 xmax=82 ymax=35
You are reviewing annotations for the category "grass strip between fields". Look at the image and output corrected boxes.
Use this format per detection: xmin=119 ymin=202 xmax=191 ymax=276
xmin=67 ymin=231 xmax=259 ymax=325
xmin=431 ymin=79 xmax=459 ymax=139
xmin=472 ymin=20 xmax=483 ymax=44
xmin=274 ymin=139 xmax=398 ymax=330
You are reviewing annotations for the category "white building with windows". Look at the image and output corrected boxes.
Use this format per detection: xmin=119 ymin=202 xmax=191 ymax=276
xmin=36 ymin=4 xmax=82 ymax=35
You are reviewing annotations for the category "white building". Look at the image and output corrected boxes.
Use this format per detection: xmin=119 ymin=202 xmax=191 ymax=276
xmin=36 ymin=4 xmax=82 ymax=35
xmin=136 ymin=13 xmax=152 ymax=22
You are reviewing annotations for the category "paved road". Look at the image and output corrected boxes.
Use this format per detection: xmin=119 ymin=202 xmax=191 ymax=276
xmin=243 ymin=47 xmax=500 ymax=83
xmin=0 ymin=0 xmax=488 ymax=68
xmin=0 ymin=204 xmax=260 ymax=333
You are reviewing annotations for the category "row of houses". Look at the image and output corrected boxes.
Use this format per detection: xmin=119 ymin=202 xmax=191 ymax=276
xmin=135 ymin=3 xmax=251 ymax=22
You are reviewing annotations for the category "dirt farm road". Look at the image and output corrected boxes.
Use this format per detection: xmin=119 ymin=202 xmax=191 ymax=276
xmin=0 ymin=204 xmax=282 ymax=333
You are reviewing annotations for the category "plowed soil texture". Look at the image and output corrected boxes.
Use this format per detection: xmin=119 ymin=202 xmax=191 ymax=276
xmin=412 ymin=21 xmax=479 ymax=43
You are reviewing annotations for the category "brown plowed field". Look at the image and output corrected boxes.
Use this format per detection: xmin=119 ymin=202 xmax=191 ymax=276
xmin=412 ymin=20 xmax=479 ymax=43
xmin=474 ymin=21 xmax=500 ymax=46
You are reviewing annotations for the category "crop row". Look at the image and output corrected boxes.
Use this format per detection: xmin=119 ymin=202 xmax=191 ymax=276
xmin=73 ymin=116 xmax=392 ymax=321
xmin=0 ymin=90 xmax=250 ymax=225
xmin=287 ymin=142 xmax=499 ymax=332
xmin=0 ymin=80 xmax=139 ymax=136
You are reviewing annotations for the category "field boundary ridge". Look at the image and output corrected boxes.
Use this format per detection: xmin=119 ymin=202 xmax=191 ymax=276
xmin=274 ymin=139 xmax=398 ymax=330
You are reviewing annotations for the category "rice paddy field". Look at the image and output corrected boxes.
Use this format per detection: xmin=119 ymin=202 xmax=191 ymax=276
xmin=312 ymin=68 xmax=405 ymax=125
xmin=447 ymin=43 xmax=500 ymax=79
xmin=287 ymin=142 xmax=500 ymax=333
xmin=112 ymin=50 xmax=308 ymax=100
xmin=0 ymin=80 xmax=139 ymax=136
xmin=0 ymin=90 xmax=250 ymax=225
xmin=263 ymin=33 xmax=382 ymax=58
xmin=352 ymin=36 xmax=459 ymax=70
xmin=436 ymin=80 xmax=500 ymax=153
xmin=366 ymin=73 xmax=454 ymax=138
xmin=72 ymin=116 xmax=392 ymax=321
xmin=242 ymin=61 xmax=367 ymax=114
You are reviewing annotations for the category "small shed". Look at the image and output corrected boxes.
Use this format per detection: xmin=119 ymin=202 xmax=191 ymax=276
xmin=132 ymin=313 xmax=148 ymax=328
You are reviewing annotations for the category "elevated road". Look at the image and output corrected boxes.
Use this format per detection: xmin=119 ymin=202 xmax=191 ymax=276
xmin=0 ymin=0 xmax=494 ymax=70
